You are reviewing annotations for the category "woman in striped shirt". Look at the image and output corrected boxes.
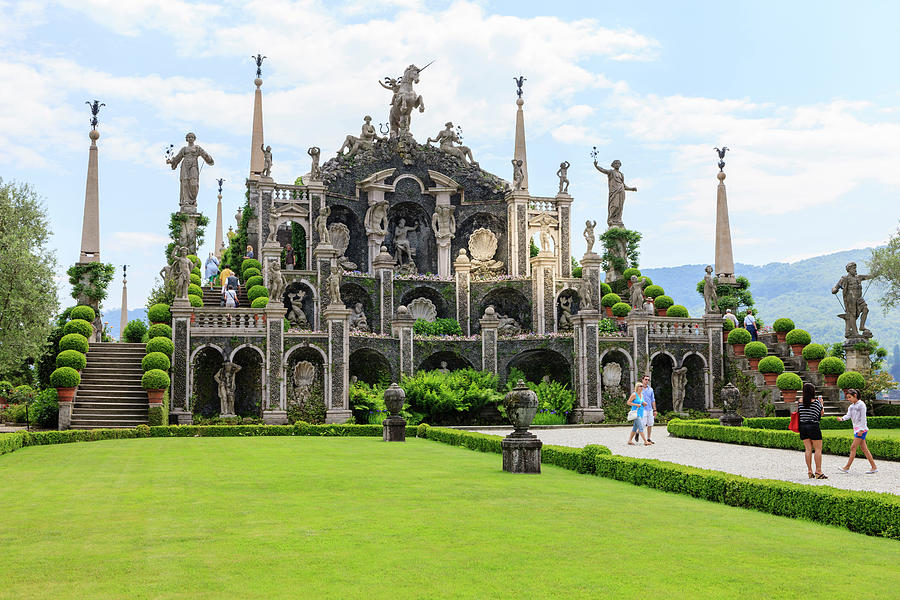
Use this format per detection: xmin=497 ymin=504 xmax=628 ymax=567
xmin=796 ymin=382 xmax=826 ymax=479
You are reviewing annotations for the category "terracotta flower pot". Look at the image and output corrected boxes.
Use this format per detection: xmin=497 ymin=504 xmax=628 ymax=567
xmin=604 ymin=306 xmax=613 ymax=318
xmin=780 ymin=389 xmax=798 ymax=402
xmin=824 ymin=374 xmax=838 ymax=386
xmin=616 ymin=316 xmax=625 ymax=324
xmin=146 ymin=389 xmax=165 ymax=404
xmin=657 ymin=308 xmax=667 ymax=317
xmin=56 ymin=387 xmax=76 ymax=403
xmin=790 ymin=344 xmax=804 ymax=356
xmin=776 ymin=331 xmax=787 ymax=343
xmin=732 ymin=343 xmax=746 ymax=357
xmin=806 ymin=358 xmax=821 ymax=371
xmin=748 ymin=358 xmax=760 ymax=369
xmin=762 ymin=373 xmax=778 ymax=386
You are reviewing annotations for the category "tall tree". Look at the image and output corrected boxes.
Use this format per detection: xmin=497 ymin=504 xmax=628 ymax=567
xmin=869 ymin=225 xmax=900 ymax=309
xmin=0 ymin=179 xmax=59 ymax=375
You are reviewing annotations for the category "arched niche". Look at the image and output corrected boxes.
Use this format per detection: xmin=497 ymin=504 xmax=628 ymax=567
xmin=232 ymin=346 xmax=264 ymax=418
xmin=399 ymin=286 xmax=449 ymax=320
xmin=284 ymin=345 xmax=327 ymax=423
xmin=417 ymin=351 xmax=474 ymax=373
xmin=600 ymin=348 xmax=633 ymax=399
xmin=556 ymin=287 xmax=581 ymax=332
xmin=284 ymin=281 xmax=316 ymax=330
xmin=650 ymin=352 xmax=676 ymax=412
xmin=507 ymin=349 xmax=571 ymax=386
xmin=453 ymin=212 xmax=507 ymax=273
xmin=191 ymin=346 xmax=225 ymax=417
xmin=341 ymin=281 xmax=375 ymax=320
xmin=476 ymin=287 xmax=531 ymax=333
xmin=349 ymin=348 xmax=393 ymax=386
xmin=682 ymin=353 xmax=708 ymax=411
xmin=385 ymin=201 xmax=436 ymax=274
xmin=327 ymin=204 xmax=366 ymax=271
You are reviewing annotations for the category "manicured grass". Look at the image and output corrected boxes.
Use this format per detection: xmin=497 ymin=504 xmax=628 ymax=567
xmin=825 ymin=428 xmax=900 ymax=440
xmin=1 ymin=437 xmax=898 ymax=599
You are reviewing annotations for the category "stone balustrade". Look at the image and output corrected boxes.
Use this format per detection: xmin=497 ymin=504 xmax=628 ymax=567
xmin=647 ymin=317 xmax=706 ymax=338
xmin=272 ymin=183 xmax=309 ymax=202
xmin=527 ymin=198 xmax=556 ymax=212
xmin=192 ymin=308 xmax=266 ymax=332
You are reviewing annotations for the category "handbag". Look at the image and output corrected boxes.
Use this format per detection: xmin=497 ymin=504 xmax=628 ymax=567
xmin=788 ymin=411 xmax=799 ymax=433
xmin=627 ymin=408 xmax=638 ymax=422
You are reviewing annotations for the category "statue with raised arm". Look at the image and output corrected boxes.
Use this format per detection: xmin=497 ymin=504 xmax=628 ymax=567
xmin=167 ymin=132 xmax=214 ymax=211
xmin=307 ymin=146 xmax=321 ymax=180
xmin=381 ymin=62 xmax=430 ymax=137
xmin=214 ymin=361 xmax=242 ymax=416
xmin=267 ymin=258 xmax=285 ymax=303
xmin=260 ymin=144 xmax=273 ymax=178
xmin=431 ymin=204 xmax=456 ymax=241
xmin=584 ymin=220 xmax=597 ymax=255
xmin=338 ymin=116 xmax=381 ymax=158
xmin=365 ymin=200 xmax=389 ymax=236
xmin=703 ymin=265 xmax=719 ymax=314
xmin=511 ymin=159 xmax=524 ymax=190
xmin=833 ymin=261 xmax=872 ymax=339
xmin=392 ymin=218 xmax=419 ymax=267
xmin=173 ymin=246 xmax=193 ymax=299
xmin=593 ymin=159 xmax=636 ymax=229
xmin=315 ymin=205 xmax=331 ymax=246
xmin=629 ymin=275 xmax=646 ymax=311
xmin=327 ymin=265 xmax=342 ymax=305
xmin=427 ymin=122 xmax=479 ymax=168
xmin=557 ymin=161 xmax=570 ymax=194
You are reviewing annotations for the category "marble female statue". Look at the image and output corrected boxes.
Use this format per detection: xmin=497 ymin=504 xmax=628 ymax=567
xmin=584 ymin=220 xmax=596 ymax=254
xmin=327 ymin=265 xmax=342 ymax=305
xmin=173 ymin=246 xmax=193 ymax=299
xmin=703 ymin=265 xmax=719 ymax=314
xmin=167 ymin=132 xmax=214 ymax=211
xmin=266 ymin=211 xmax=280 ymax=244
xmin=267 ymin=258 xmax=285 ymax=303
xmin=557 ymin=161 xmax=570 ymax=194
xmin=427 ymin=122 xmax=478 ymax=168
xmin=671 ymin=367 xmax=688 ymax=413
xmin=315 ymin=206 xmax=331 ymax=246
xmin=629 ymin=275 xmax=646 ymax=310
xmin=392 ymin=218 xmax=419 ymax=267
xmin=593 ymin=159 xmax=636 ymax=229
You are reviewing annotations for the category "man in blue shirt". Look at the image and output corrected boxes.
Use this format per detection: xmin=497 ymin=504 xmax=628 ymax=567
xmin=743 ymin=309 xmax=757 ymax=341
xmin=641 ymin=374 xmax=657 ymax=444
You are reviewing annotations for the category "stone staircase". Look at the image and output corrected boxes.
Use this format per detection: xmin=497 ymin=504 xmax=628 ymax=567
xmin=71 ymin=343 xmax=148 ymax=429
xmin=202 ymin=285 xmax=249 ymax=308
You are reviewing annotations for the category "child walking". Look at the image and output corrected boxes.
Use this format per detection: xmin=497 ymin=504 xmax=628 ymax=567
xmin=837 ymin=389 xmax=878 ymax=474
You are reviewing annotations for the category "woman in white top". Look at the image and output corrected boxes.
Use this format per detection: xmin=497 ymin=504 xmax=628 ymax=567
xmin=224 ymin=284 xmax=238 ymax=308
xmin=837 ymin=389 xmax=877 ymax=474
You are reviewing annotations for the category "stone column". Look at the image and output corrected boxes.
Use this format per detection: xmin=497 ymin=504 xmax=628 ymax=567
xmin=556 ymin=193 xmax=573 ymax=278
xmin=627 ymin=311 xmax=651 ymax=384
xmin=373 ymin=246 xmax=395 ymax=335
xmin=480 ymin=306 xmax=500 ymax=375
xmin=307 ymin=186 xmax=327 ymax=249
xmin=530 ymin=252 xmax=557 ymax=334
xmin=324 ymin=303 xmax=352 ymax=423
xmin=392 ymin=306 xmax=416 ymax=377
xmin=170 ymin=301 xmax=193 ymax=424
xmin=249 ymin=77 xmax=265 ymax=179
xmin=581 ymin=253 xmax=602 ymax=310
xmin=246 ymin=178 xmax=261 ymax=252
xmin=314 ymin=244 xmax=339 ymax=330
xmin=436 ymin=236 xmax=452 ymax=279
xmin=454 ymin=249 xmax=472 ymax=336
xmin=119 ymin=270 xmax=128 ymax=340
xmin=214 ymin=191 xmax=224 ymax=258
xmin=844 ymin=340 xmax=869 ymax=372
xmin=506 ymin=191 xmax=530 ymax=277
xmin=572 ymin=310 xmax=604 ymax=423
xmin=263 ymin=303 xmax=287 ymax=424
xmin=58 ymin=396 xmax=73 ymax=430
xmin=257 ymin=178 xmax=275 ymax=258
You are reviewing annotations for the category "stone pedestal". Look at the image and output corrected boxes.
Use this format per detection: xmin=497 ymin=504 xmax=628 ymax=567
xmin=703 ymin=313 xmax=725 ymax=407
xmin=260 ymin=244 xmax=281 ymax=288
xmin=58 ymin=398 xmax=73 ymax=430
xmin=719 ymin=413 xmax=744 ymax=427
xmin=170 ymin=302 xmax=193 ymax=424
xmin=324 ymin=303 xmax=352 ymax=423
xmin=502 ymin=434 xmax=542 ymax=474
xmin=844 ymin=342 xmax=869 ymax=372
xmin=480 ymin=307 xmax=499 ymax=375
xmin=454 ymin=250 xmax=472 ymax=335
xmin=264 ymin=304 xmax=288 ymax=424
xmin=572 ymin=310 xmax=604 ymax=423
xmin=367 ymin=233 xmax=386 ymax=274
xmin=507 ymin=191 xmax=530 ymax=277
xmin=373 ymin=246 xmax=395 ymax=335
xmin=314 ymin=244 xmax=339 ymax=329
xmin=436 ymin=237 xmax=452 ymax=279
xmin=383 ymin=416 xmax=407 ymax=442
xmin=530 ymin=252 xmax=557 ymax=334
xmin=556 ymin=193 xmax=573 ymax=278
xmin=392 ymin=306 xmax=416 ymax=377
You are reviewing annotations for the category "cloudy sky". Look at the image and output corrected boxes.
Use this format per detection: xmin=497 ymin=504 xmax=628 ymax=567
xmin=3 ymin=0 xmax=899 ymax=310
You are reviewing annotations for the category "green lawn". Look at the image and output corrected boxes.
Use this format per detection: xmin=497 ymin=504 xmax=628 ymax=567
xmin=1 ymin=437 xmax=898 ymax=599
xmin=825 ymin=428 xmax=900 ymax=440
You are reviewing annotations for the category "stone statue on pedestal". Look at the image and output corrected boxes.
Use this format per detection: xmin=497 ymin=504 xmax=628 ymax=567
xmin=540 ymin=218 xmax=553 ymax=253
xmin=557 ymin=161 xmax=570 ymax=194
xmin=178 ymin=217 xmax=197 ymax=253
xmin=593 ymin=159 xmax=636 ymax=229
xmin=214 ymin=361 xmax=242 ymax=416
xmin=315 ymin=206 xmax=331 ymax=246
xmin=260 ymin=144 xmax=273 ymax=178
xmin=497 ymin=312 xmax=522 ymax=336
xmin=511 ymin=159 xmax=524 ymax=190
xmin=349 ymin=302 xmax=369 ymax=332
xmin=558 ymin=296 xmax=574 ymax=331
xmin=327 ymin=265 xmax=342 ymax=305
xmin=427 ymin=122 xmax=479 ymax=168
xmin=833 ymin=261 xmax=872 ymax=339
xmin=267 ymin=258 xmax=285 ymax=303
xmin=338 ymin=116 xmax=382 ymax=158
xmin=173 ymin=246 xmax=193 ymax=299
xmin=579 ymin=280 xmax=595 ymax=311
xmin=703 ymin=265 xmax=719 ymax=313
xmin=167 ymin=132 xmax=214 ymax=212
xmin=381 ymin=63 xmax=429 ymax=137
xmin=431 ymin=205 xmax=456 ymax=241
xmin=286 ymin=289 xmax=308 ymax=329
xmin=365 ymin=200 xmax=389 ymax=236
xmin=307 ymin=146 xmax=321 ymax=180
xmin=671 ymin=367 xmax=688 ymax=414
xmin=266 ymin=211 xmax=280 ymax=244
xmin=629 ymin=275 xmax=646 ymax=311
xmin=392 ymin=218 xmax=418 ymax=270
xmin=584 ymin=220 xmax=596 ymax=254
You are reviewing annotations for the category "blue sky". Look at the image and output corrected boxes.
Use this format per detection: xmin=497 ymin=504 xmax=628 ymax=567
xmin=3 ymin=0 xmax=900 ymax=311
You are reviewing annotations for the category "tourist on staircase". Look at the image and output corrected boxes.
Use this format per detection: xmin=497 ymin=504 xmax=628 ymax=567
xmin=205 ymin=252 xmax=219 ymax=286
xmin=743 ymin=309 xmax=757 ymax=341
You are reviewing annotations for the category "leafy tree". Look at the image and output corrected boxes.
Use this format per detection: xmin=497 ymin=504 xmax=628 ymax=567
xmin=696 ymin=275 xmax=757 ymax=322
xmin=868 ymin=225 xmax=900 ymax=310
xmin=0 ymin=179 xmax=58 ymax=376
xmin=892 ymin=344 xmax=900 ymax=382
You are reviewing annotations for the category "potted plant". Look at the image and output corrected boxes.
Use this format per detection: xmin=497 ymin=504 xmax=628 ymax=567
xmin=785 ymin=328 xmax=811 ymax=356
xmin=666 ymin=305 xmax=689 ymax=319
xmin=836 ymin=371 xmax=865 ymax=396
xmin=801 ymin=343 xmax=827 ymax=371
xmin=744 ymin=341 xmax=768 ymax=369
xmin=652 ymin=295 xmax=672 ymax=317
xmin=55 ymin=349 xmax=87 ymax=371
xmin=722 ymin=317 xmax=734 ymax=343
xmin=141 ymin=369 xmax=170 ymax=404
xmin=817 ymin=356 xmax=845 ymax=386
xmin=601 ymin=293 xmax=622 ymax=318
xmin=50 ymin=367 xmax=81 ymax=403
xmin=623 ymin=268 xmax=641 ymax=287
xmin=772 ymin=318 xmax=794 ymax=343
xmin=776 ymin=372 xmax=803 ymax=402
xmin=611 ymin=302 xmax=631 ymax=322
xmin=601 ymin=282 xmax=612 ymax=296
xmin=757 ymin=356 xmax=785 ymax=386
xmin=644 ymin=284 xmax=664 ymax=300
xmin=727 ymin=327 xmax=752 ymax=356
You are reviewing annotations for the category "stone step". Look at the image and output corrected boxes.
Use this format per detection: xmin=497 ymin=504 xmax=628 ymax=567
xmin=77 ymin=392 xmax=147 ymax=401
xmin=82 ymin=368 xmax=145 ymax=376
xmin=75 ymin=401 xmax=148 ymax=410
xmin=72 ymin=411 xmax=149 ymax=419
xmin=70 ymin=421 xmax=146 ymax=429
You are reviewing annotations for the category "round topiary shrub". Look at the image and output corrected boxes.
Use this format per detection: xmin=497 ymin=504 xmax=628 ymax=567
xmin=63 ymin=318 xmax=93 ymax=338
xmin=601 ymin=293 xmax=621 ymax=308
xmin=818 ymin=356 xmax=845 ymax=375
xmin=802 ymin=343 xmax=827 ymax=360
xmin=776 ymin=372 xmax=803 ymax=391
xmin=612 ymin=302 xmax=631 ymax=317
xmin=241 ymin=258 xmax=262 ymax=273
xmin=146 ymin=337 xmax=174 ymax=357
xmin=59 ymin=333 xmax=89 ymax=354
xmin=758 ymin=356 xmax=785 ymax=374
xmin=245 ymin=275 xmax=263 ymax=289
xmin=622 ymin=268 xmax=641 ymax=280
xmin=50 ymin=366 xmax=81 ymax=388
xmin=836 ymin=371 xmax=865 ymax=390
xmin=142 ymin=351 xmax=171 ymax=372
xmin=773 ymin=318 xmax=795 ymax=333
xmin=147 ymin=323 xmax=172 ymax=340
xmin=654 ymin=295 xmax=674 ymax=310
xmin=248 ymin=285 xmax=269 ymax=302
xmin=141 ymin=369 xmax=170 ymax=390
xmin=251 ymin=296 xmax=269 ymax=309
xmin=641 ymin=276 xmax=653 ymax=286
xmin=666 ymin=305 xmax=689 ymax=318
xmin=188 ymin=283 xmax=203 ymax=297
xmin=122 ymin=319 xmax=148 ymax=343
xmin=727 ymin=328 xmax=752 ymax=344
xmin=601 ymin=283 xmax=612 ymax=296
xmin=190 ymin=273 xmax=202 ymax=287
xmin=785 ymin=329 xmax=811 ymax=346
xmin=56 ymin=349 xmax=87 ymax=371
xmin=187 ymin=254 xmax=201 ymax=269
xmin=744 ymin=341 xmax=768 ymax=359
xmin=723 ymin=318 xmax=735 ymax=331
xmin=70 ymin=305 xmax=96 ymax=322
xmin=148 ymin=303 xmax=172 ymax=324
xmin=188 ymin=294 xmax=203 ymax=307
xmin=243 ymin=267 xmax=262 ymax=280
xmin=191 ymin=267 xmax=201 ymax=279
xmin=644 ymin=285 xmax=664 ymax=299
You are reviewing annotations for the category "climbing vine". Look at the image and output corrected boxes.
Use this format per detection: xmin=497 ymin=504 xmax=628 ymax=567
xmin=67 ymin=262 xmax=115 ymax=302
xmin=600 ymin=228 xmax=642 ymax=274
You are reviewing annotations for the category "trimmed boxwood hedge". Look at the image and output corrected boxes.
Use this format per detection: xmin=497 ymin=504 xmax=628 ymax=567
xmin=739 ymin=416 xmax=900 ymax=430
xmin=63 ymin=318 xmax=93 ymax=338
xmin=241 ymin=258 xmax=262 ymax=273
xmin=56 ymin=349 xmax=86 ymax=371
xmin=743 ymin=341 xmax=768 ymax=359
xmin=146 ymin=337 xmax=174 ymax=357
xmin=727 ymin=328 xmax=751 ymax=344
xmin=776 ymin=372 xmax=802 ymax=390
xmin=243 ymin=267 xmax=261 ymax=280
xmin=188 ymin=294 xmax=203 ymax=308
xmin=600 ymin=283 xmax=612 ymax=296
xmin=70 ymin=305 xmax=96 ymax=322
xmin=723 ymin=318 xmax=734 ymax=331
xmin=757 ymin=356 xmax=785 ymax=374
xmin=785 ymin=328 xmax=811 ymax=345
xmin=251 ymin=296 xmax=269 ymax=309
xmin=836 ymin=371 xmax=865 ymax=390
xmin=643 ymin=285 xmax=664 ymax=299
xmin=141 ymin=369 xmax=170 ymax=390
xmin=666 ymin=305 xmax=689 ymax=318
xmin=601 ymin=293 xmax=621 ymax=307
xmin=59 ymin=333 xmax=89 ymax=354
xmin=50 ymin=367 xmax=81 ymax=388
xmin=188 ymin=283 xmax=203 ymax=297
xmin=142 ymin=352 xmax=171 ymax=372
xmin=190 ymin=273 xmax=202 ymax=286
xmin=653 ymin=295 xmax=673 ymax=310
xmin=802 ymin=343 xmax=827 ymax=360
xmin=147 ymin=323 xmax=172 ymax=339
xmin=247 ymin=285 xmax=269 ymax=302
xmin=611 ymin=302 xmax=631 ymax=317
xmin=245 ymin=275 xmax=263 ymax=289
xmin=187 ymin=254 xmax=201 ymax=269
xmin=818 ymin=356 xmax=845 ymax=375
xmin=773 ymin=318 xmax=795 ymax=333
xmin=148 ymin=303 xmax=172 ymax=324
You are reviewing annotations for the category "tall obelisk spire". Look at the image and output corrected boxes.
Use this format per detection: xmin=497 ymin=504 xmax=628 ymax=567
xmin=79 ymin=100 xmax=104 ymax=262
xmin=513 ymin=75 xmax=528 ymax=190
xmin=249 ymin=54 xmax=266 ymax=180
xmin=714 ymin=147 xmax=736 ymax=285
xmin=215 ymin=179 xmax=225 ymax=257
xmin=119 ymin=265 xmax=128 ymax=338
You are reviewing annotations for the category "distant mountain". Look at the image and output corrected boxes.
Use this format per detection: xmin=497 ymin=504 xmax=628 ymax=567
xmin=641 ymin=248 xmax=900 ymax=355
xmin=100 ymin=308 xmax=148 ymax=340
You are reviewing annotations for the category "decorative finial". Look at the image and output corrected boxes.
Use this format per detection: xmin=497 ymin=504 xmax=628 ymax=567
xmin=85 ymin=100 xmax=105 ymax=130
xmin=455 ymin=125 xmax=463 ymax=141
xmin=216 ymin=178 xmax=225 ymax=194
xmin=514 ymin=75 xmax=526 ymax=99
xmin=122 ymin=264 xmax=128 ymax=281
xmin=251 ymin=54 xmax=266 ymax=78
xmin=164 ymin=144 xmax=174 ymax=162
xmin=714 ymin=146 xmax=729 ymax=172
xmin=379 ymin=122 xmax=390 ymax=136
xmin=590 ymin=146 xmax=599 ymax=161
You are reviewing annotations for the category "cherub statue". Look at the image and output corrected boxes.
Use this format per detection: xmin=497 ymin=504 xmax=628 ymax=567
xmin=557 ymin=161 xmax=570 ymax=194
xmin=584 ymin=220 xmax=596 ymax=255
xmin=511 ymin=159 xmax=524 ymax=190
xmin=315 ymin=205 xmax=331 ymax=246
xmin=260 ymin=144 xmax=273 ymax=178
xmin=327 ymin=265 xmax=342 ymax=305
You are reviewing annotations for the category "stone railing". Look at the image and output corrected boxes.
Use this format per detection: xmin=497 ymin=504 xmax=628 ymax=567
xmin=272 ymin=183 xmax=310 ymax=202
xmin=528 ymin=198 xmax=557 ymax=212
xmin=648 ymin=317 xmax=706 ymax=339
xmin=598 ymin=330 xmax=628 ymax=339
xmin=191 ymin=308 xmax=265 ymax=332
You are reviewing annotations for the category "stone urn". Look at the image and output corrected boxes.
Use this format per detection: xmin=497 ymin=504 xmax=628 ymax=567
xmin=504 ymin=380 xmax=538 ymax=432
xmin=718 ymin=382 xmax=743 ymax=426
xmin=383 ymin=383 xmax=405 ymax=417
xmin=382 ymin=383 xmax=407 ymax=442
xmin=501 ymin=381 xmax=542 ymax=473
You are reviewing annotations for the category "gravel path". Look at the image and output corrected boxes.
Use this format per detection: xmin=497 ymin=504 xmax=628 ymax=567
xmin=469 ymin=426 xmax=899 ymax=495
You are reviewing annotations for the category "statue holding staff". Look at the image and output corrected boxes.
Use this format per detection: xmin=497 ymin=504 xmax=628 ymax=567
xmin=167 ymin=132 xmax=214 ymax=211
xmin=593 ymin=158 xmax=636 ymax=229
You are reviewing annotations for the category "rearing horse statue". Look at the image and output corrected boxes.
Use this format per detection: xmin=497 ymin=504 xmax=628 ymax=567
xmin=380 ymin=62 xmax=431 ymax=138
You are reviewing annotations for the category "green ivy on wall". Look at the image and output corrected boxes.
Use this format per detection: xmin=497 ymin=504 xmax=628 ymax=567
xmin=67 ymin=262 xmax=115 ymax=302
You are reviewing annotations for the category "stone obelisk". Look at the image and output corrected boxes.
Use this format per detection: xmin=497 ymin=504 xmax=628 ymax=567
xmin=249 ymin=68 xmax=265 ymax=179
xmin=119 ymin=266 xmax=128 ymax=339
xmin=79 ymin=128 xmax=101 ymax=263
xmin=214 ymin=183 xmax=224 ymax=258
xmin=714 ymin=169 xmax=736 ymax=285
xmin=513 ymin=95 xmax=528 ymax=190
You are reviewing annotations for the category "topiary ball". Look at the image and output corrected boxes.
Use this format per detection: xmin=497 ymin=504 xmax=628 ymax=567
xmin=251 ymin=296 xmax=269 ymax=309
xmin=56 ymin=349 xmax=87 ymax=371
xmin=723 ymin=318 xmax=735 ymax=331
xmin=744 ymin=341 xmax=768 ymax=359
xmin=64 ymin=318 xmax=93 ymax=338
xmin=70 ymin=305 xmax=96 ymax=322
xmin=776 ymin=372 xmax=803 ymax=391
xmin=773 ymin=318 xmax=795 ymax=333
xmin=245 ymin=275 xmax=263 ymax=289
xmin=141 ymin=369 xmax=170 ymax=390
xmin=785 ymin=328 xmax=811 ymax=346
xmin=654 ymin=295 xmax=674 ymax=310
xmin=243 ymin=267 xmax=262 ymax=280
xmin=59 ymin=333 xmax=89 ymax=354
xmin=187 ymin=254 xmax=201 ymax=268
xmin=188 ymin=283 xmax=203 ymax=297
xmin=727 ymin=328 xmax=752 ymax=344
xmin=622 ymin=267 xmax=641 ymax=279
xmin=836 ymin=371 xmax=865 ymax=390
xmin=644 ymin=285 xmax=665 ymax=299
xmin=640 ymin=276 xmax=653 ymax=286
xmin=817 ymin=356 xmax=845 ymax=376
xmin=247 ymin=285 xmax=269 ymax=302
xmin=600 ymin=282 xmax=612 ymax=296
xmin=666 ymin=305 xmax=689 ymax=318
xmin=802 ymin=343 xmax=827 ymax=360
xmin=142 ymin=351 xmax=171 ymax=372
xmin=50 ymin=366 xmax=81 ymax=388
xmin=122 ymin=319 xmax=148 ymax=343
xmin=190 ymin=273 xmax=202 ymax=286
xmin=146 ymin=337 xmax=174 ymax=357
xmin=188 ymin=294 xmax=203 ymax=307
xmin=601 ymin=293 xmax=622 ymax=308
xmin=148 ymin=303 xmax=172 ymax=324
xmin=611 ymin=302 xmax=631 ymax=317
xmin=241 ymin=258 xmax=262 ymax=273
xmin=758 ymin=356 xmax=785 ymax=374
xmin=147 ymin=323 xmax=172 ymax=340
